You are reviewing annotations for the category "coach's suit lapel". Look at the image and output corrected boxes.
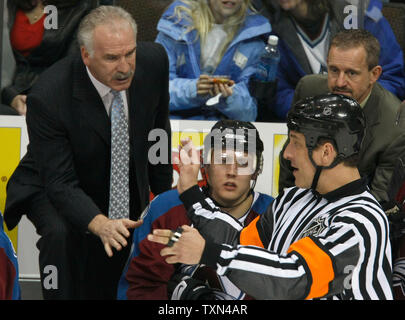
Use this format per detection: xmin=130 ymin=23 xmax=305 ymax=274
xmin=128 ymin=59 xmax=146 ymax=148
xmin=72 ymin=56 xmax=111 ymax=146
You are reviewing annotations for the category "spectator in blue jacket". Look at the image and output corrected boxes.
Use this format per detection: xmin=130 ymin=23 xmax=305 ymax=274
xmin=0 ymin=212 xmax=20 ymax=300
xmin=253 ymin=0 xmax=405 ymax=121
xmin=155 ymin=0 xmax=271 ymax=121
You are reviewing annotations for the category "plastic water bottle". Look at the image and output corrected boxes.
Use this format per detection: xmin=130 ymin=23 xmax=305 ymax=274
xmin=255 ymin=35 xmax=280 ymax=82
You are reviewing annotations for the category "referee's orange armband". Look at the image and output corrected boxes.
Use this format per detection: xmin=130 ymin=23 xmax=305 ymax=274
xmin=288 ymin=237 xmax=335 ymax=300
xmin=239 ymin=216 xmax=265 ymax=248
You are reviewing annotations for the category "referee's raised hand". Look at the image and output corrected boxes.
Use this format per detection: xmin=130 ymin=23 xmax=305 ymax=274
xmin=147 ymin=225 xmax=205 ymax=265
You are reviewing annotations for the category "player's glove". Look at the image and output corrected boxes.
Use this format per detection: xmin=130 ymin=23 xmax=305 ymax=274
xmin=168 ymin=272 xmax=235 ymax=300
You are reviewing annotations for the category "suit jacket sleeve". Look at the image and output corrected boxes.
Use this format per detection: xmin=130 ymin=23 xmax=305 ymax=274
xmin=370 ymin=132 xmax=405 ymax=204
xmin=147 ymin=44 xmax=173 ymax=196
xmin=25 ymin=90 xmax=101 ymax=231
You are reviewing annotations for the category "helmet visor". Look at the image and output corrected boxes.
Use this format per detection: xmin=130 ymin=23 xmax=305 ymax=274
xmin=207 ymin=149 xmax=257 ymax=175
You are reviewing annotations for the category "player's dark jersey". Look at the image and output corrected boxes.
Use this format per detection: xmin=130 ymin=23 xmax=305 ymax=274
xmin=181 ymin=178 xmax=393 ymax=300
xmin=0 ymin=213 xmax=20 ymax=300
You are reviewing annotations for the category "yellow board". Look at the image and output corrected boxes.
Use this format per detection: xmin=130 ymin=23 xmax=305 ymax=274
xmin=171 ymin=131 xmax=207 ymax=150
xmin=0 ymin=127 xmax=21 ymax=252
xmin=272 ymin=134 xmax=288 ymax=198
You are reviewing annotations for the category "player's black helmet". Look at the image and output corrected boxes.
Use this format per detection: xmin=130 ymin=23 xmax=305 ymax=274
xmin=287 ymin=93 xmax=366 ymax=165
xmin=203 ymin=119 xmax=264 ymax=175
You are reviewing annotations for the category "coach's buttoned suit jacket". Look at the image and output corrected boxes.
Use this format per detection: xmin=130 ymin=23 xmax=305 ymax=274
xmin=4 ymin=42 xmax=173 ymax=232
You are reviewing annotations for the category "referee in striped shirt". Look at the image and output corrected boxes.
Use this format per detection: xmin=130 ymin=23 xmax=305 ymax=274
xmin=149 ymin=93 xmax=393 ymax=300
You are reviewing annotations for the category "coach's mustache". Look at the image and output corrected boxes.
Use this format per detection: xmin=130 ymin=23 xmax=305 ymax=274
xmin=332 ymin=87 xmax=352 ymax=94
xmin=113 ymin=70 xmax=134 ymax=80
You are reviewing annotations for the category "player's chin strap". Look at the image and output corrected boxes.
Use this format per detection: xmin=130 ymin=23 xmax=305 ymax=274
xmin=311 ymin=166 xmax=323 ymax=191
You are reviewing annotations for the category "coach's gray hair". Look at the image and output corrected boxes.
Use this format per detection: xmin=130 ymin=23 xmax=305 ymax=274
xmin=78 ymin=6 xmax=137 ymax=56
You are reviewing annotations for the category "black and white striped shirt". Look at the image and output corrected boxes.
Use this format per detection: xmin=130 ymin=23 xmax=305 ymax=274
xmin=180 ymin=178 xmax=393 ymax=300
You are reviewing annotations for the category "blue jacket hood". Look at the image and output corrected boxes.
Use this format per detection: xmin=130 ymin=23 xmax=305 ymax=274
xmin=157 ymin=0 xmax=271 ymax=43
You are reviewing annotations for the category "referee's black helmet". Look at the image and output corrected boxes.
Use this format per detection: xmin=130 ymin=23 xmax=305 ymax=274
xmin=287 ymin=93 xmax=366 ymax=164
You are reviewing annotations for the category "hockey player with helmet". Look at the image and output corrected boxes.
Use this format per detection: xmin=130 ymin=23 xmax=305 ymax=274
xmin=117 ymin=119 xmax=274 ymax=300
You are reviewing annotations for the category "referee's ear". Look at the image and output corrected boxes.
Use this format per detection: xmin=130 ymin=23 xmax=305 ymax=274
xmin=316 ymin=142 xmax=337 ymax=167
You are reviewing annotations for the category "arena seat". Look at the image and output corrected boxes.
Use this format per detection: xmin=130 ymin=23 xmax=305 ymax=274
xmin=115 ymin=0 xmax=173 ymax=42
xmin=381 ymin=2 xmax=405 ymax=66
